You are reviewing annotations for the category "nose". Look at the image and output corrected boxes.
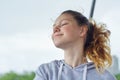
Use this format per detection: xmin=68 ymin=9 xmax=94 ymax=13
xmin=53 ymin=25 xmax=60 ymax=33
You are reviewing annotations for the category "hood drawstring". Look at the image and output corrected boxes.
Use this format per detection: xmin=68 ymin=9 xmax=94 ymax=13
xmin=83 ymin=65 xmax=87 ymax=80
xmin=58 ymin=63 xmax=87 ymax=80
xmin=58 ymin=63 xmax=64 ymax=80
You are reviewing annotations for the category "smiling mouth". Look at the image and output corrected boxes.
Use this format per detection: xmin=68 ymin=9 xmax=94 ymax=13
xmin=54 ymin=33 xmax=63 ymax=37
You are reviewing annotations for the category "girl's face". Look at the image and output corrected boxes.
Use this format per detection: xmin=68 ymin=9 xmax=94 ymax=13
xmin=52 ymin=13 xmax=83 ymax=49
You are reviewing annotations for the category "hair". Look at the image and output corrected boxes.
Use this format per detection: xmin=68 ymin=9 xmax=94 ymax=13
xmin=61 ymin=10 xmax=112 ymax=72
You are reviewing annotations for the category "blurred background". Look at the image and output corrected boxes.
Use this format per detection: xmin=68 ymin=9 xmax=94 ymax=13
xmin=0 ymin=0 xmax=120 ymax=80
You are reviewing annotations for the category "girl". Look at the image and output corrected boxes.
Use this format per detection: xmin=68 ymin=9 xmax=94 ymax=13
xmin=34 ymin=10 xmax=116 ymax=80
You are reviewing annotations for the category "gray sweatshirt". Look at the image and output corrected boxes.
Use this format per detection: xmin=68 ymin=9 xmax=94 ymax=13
xmin=34 ymin=60 xmax=116 ymax=80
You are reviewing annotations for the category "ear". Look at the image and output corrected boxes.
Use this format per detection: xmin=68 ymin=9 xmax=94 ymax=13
xmin=79 ymin=25 xmax=88 ymax=37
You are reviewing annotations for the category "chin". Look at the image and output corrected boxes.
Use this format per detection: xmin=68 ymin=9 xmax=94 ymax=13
xmin=54 ymin=42 xmax=64 ymax=49
xmin=54 ymin=43 xmax=61 ymax=48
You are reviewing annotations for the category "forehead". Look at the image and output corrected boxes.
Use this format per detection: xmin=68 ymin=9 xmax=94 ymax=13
xmin=55 ymin=13 xmax=75 ymax=23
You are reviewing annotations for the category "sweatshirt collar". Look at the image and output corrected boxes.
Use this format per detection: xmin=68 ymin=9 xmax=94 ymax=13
xmin=58 ymin=60 xmax=95 ymax=80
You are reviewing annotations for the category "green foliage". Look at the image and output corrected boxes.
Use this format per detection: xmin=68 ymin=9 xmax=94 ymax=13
xmin=0 ymin=71 xmax=35 ymax=80
xmin=116 ymin=73 xmax=120 ymax=80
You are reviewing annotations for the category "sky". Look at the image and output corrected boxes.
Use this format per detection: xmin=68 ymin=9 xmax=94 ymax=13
xmin=0 ymin=0 xmax=120 ymax=73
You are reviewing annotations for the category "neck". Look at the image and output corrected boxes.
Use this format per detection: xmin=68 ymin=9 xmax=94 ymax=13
xmin=64 ymin=45 xmax=87 ymax=68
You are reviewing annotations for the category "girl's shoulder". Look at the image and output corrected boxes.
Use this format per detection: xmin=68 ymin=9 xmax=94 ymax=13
xmin=36 ymin=60 xmax=62 ymax=72
xmin=38 ymin=60 xmax=61 ymax=68
xmin=88 ymin=68 xmax=117 ymax=80
xmin=100 ymin=70 xmax=117 ymax=80
xmin=34 ymin=60 xmax=61 ymax=80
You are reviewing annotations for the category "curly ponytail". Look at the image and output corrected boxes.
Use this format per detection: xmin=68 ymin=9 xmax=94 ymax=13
xmin=85 ymin=20 xmax=112 ymax=72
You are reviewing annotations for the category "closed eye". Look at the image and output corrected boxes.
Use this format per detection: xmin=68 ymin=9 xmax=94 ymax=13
xmin=60 ymin=23 xmax=68 ymax=27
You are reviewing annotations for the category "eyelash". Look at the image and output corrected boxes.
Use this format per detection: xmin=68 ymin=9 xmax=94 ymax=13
xmin=53 ymin=22 xmax=68 ymax=28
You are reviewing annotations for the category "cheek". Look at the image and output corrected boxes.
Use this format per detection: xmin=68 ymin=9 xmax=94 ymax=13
xmin=62 ymin=26 xmax=78 ymax=36
xmin=62 ymin=25 xmax=73 ymax=33
xmin=63 ymin=27 xmax=81 ymax=41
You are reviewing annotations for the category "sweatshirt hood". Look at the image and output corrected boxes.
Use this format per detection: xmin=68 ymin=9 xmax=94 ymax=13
xmin=57 ymin=60 xmax=95 ymax=80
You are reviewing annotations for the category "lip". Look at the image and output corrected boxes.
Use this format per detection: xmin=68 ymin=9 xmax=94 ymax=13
xmin=54 ymin=33 xmax=63 ymax=37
